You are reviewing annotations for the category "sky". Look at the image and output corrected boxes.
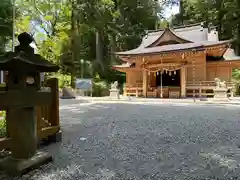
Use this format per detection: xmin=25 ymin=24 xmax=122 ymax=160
xmin=163 ymin=4 xmax=179 ymax=19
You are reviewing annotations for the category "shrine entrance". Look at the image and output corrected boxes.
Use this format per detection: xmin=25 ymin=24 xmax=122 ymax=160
xmin=154 ymin=69 xmax=181 ymax=98
xmin=156 ymin=69 xmax=180 ymax=87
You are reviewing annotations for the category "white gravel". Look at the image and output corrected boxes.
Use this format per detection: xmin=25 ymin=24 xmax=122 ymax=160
xmin=1 ymin=99 xmax=240 ymax=179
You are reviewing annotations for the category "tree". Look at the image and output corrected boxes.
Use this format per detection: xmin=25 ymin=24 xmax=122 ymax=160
xmin=14 ymin=0 xmax=167 ymax=87
xmin=171 ymin=0 xmax=240 ymax=55
xmin=0 ymin=0 xmax=13 ymax=53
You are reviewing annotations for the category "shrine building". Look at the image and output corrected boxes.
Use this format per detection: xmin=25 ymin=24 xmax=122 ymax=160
xmin=113 ymin=23 xmax=240 ymax=98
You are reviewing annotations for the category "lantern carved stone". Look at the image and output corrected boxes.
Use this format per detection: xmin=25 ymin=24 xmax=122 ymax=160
xmin=0 ymin=32 xmax=59 ymax=175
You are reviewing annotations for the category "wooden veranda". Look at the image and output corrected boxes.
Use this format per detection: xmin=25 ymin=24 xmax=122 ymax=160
xmin=124 ymin=81 xmax=235 ymax=98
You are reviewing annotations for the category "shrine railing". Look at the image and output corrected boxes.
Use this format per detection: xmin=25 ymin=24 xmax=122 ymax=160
xmin=124 ymin=83 xmax=143 ymax=96
xmin=0 ymin=78 xmax=60 ymax=151
xmin=186 ymin=80 xmax=235 ymax=97
xmin=186 ymin=81 xmax=234 ymax=88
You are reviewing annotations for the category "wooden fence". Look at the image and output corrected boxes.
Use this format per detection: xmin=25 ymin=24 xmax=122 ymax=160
xmin=0 ymin=78 xmax=60 ymax=150
xmin=123 ymin=81 xmax=236 ymax=98
xmin=186 ymin=81 xmax=235 ymax=97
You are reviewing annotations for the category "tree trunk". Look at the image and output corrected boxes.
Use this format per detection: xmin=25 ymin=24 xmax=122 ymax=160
xmin=236 ymin=23 xmax=240 ymax=56
xmin=96 ymin=30 xmax=104 ymax=72
xmin=109 ymin=34 xmax=117 ymax=64
xmin=236 ymin=0 xmax=240 ymax=55
xmin=179 ymin=0 xmax=184 ymax=25
xmin=70 ymin=0 xmax=76 ymax=88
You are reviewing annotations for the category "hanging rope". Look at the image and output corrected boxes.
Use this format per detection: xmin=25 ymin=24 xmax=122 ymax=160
xmin=141 ymin=64 xmax=185 ymax=74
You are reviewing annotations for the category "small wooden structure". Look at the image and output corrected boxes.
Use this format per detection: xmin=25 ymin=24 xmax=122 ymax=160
xmin=0 ymin=32 xmax=60 ymax=175
xmin=113 ymin=23 xmax=240 ymax=98
xmin=0 ymin=78 xmax=60 ymax=150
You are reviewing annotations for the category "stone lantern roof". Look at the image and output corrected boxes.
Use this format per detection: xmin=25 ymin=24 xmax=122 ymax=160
xmin=0 ymin=32 xmax=59 ymax=72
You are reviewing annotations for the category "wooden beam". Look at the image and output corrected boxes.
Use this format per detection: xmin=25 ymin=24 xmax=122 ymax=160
xmin=46 ymin=78 xmax=59 ymax=126
xmin=38 ymin=126 xmax=60 ymax=140
xmin=0 ymin=91 xmax=52 ymax=107
xmin=144 ymin=62 xmax=186 ymax=69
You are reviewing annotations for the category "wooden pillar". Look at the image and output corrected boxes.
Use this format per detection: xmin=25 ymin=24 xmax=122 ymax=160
xmin=228 ymin=66 xmax=232 ymax=81
xmin=180 ymin=67 xmax=186 ymax=97
xmin=143 ymin=70 xmax=148 ymax=97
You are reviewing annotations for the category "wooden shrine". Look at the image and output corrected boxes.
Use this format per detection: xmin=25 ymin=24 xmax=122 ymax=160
xmin=113 ymin=23 xmax=240 ymax=98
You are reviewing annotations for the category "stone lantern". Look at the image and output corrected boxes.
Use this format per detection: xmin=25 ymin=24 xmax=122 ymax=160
xmin=0 ymin=32 xmax=59 ymax=175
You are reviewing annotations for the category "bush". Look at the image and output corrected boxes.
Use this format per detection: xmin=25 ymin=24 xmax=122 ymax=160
xmin=0 ymin=83 xmax=6 ymax=88
xmin=92 ymin=81 xmax=109 ymax=97
xmin=0 ymin=111 xmax=6 ymax=137
xmin=47 ymin=73 xmax=71 ymax=89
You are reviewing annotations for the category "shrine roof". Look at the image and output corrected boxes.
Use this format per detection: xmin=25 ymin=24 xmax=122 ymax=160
xmin=112 ymin=63 xmax=132 ymax=68
xmin=138 ymin=24 xmax=208 ymax=48
xmin=115 ymin=23 xmax=232 ymax=56
xmin=116 ymin=40 xmax=230 ymax=56
xmin=223 ymin=48 xmax=240 ymax=61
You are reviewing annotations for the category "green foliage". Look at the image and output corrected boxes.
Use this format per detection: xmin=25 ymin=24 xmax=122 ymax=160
xmin=0 ymin=84 xmax=6 ymax=87
xmin=232 ymin=69 xmax=240 ymax=80
xmin=13 ymin=0 xmax=169 ymax=86
xmin=0 ymin=0 xmax=13 ymax=53
xmin=48 ymin=73 xmax=71 ymax=88
xmin=92 ymin=81 xmax=109 ymax=97
xmin=0 ymin=111 xmax=6 ymax=137
xmin=171 ymin=0 xmax=240 ymax=54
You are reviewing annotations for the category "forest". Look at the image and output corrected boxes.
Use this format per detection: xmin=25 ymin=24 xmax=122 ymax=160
xmin=0 ymin=0 xmax=240 ymax=95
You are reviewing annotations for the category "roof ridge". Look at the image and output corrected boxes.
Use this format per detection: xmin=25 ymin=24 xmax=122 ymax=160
xmin=145 ymin=22 xmax=205 ymax=34
xmin=171 ymin=22 xmax=204 ymax=30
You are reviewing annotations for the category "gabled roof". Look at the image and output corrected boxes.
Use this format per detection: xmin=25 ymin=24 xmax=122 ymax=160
xmin=146 ymin=28 xmax=193 ymax=48
xmin=116 ymin=40 xmax=230 ymax=56
xmin=137 ymin=24 xmax=208 ymax=49
xmin=223 ymin=48 xmax=240 ymax=61
xmin=115 ymin=23 xmax=216 ymax=56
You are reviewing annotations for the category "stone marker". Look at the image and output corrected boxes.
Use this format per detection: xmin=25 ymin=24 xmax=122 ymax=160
xmin=213 ymin=78 xmax=229 ymax=101
xmin=109 ymin=81 xmax=120 ymax=99
xmin=61 ymin=87 xmax=76 ymax=99
xmin=0 ymin=32 xmax=59 ymax=175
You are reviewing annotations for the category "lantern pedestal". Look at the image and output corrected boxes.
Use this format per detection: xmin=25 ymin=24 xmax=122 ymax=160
xmin=0 ymin=98 xmax=53 ymax=175
xmin=0 ymin=152 xmax=52 ymax=175
xmin=109 ymin=89 xmax=120 ymax=99
xmin=213 ymin=88 xmax=229 ymax=101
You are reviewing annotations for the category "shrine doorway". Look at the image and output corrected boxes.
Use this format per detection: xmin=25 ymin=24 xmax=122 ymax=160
xmin=156 ymin=70 xmax=181 ymax=87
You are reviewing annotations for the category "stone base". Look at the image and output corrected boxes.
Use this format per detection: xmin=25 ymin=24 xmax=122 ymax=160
xmin=213 ymin=88 xmax=229 ymax=101
xmin=109 ymin=89 xmax=120 ymax=99
xmin=0 ymin=151 xmax=52 ymax=176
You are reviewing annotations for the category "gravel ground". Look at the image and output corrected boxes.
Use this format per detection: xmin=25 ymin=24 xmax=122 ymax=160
xmin=1 ymin=100 xmax=240 ymax=179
